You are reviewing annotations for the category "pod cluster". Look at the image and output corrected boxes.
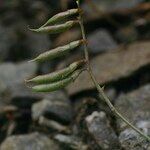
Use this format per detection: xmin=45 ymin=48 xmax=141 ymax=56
xmin=26 ymin=8 xmax=85 ymax=92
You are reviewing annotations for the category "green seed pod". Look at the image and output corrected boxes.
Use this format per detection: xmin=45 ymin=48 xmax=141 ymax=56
xmin=31 ymin=69 xmax=82 ymax=92
xmin=29 ymin=20 xmax=78 ymax=34
xmin=26 ymin=60 xmax=85 ymax=84
xmin=40 ymin=9 xmax=79 ymax=27
xmin=29 ymin=39 xmax=85 ymax=62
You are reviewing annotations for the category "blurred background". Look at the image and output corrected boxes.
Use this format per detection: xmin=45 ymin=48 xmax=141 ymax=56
xmin=0 ymin=0 xmax=150 ymax=150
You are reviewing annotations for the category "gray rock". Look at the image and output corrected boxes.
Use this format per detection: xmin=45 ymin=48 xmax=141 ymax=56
xmin=66 ymin=41 xmax=150 ymax=94
xmin=1 ymin=20 xmax=30 ymax=61
xmin=0 ymin=79 xmax=7 ymax=95
xmin=119 ymin=128 xmax=150 ymax=150
xmin=82 ymin=0 xmax=144 ymax=15
xmin=39 ymin=116 xmax=69 ymax=132
xmin=105 ymin=88 xmax=117 ymax=103
xmin=54 ymin=134 xmax=88 ymax=150
xmin=85 ymin=111 xmax=120 ymax=149
xmin=25 ymin=31 xmax=51 ymax=57
xmin=8 ymin=83 xmax=38 ymax=100
xmin=102 ymin=0 xmax=143 ymax=11
xmin=0 ymin=132 xmax=61 ymax=150
xmin=0 ymin=61 xmax=37 ymax=86
xmin=0 ymin=24 xmax=14 ymax=60
xmin=115 ymin=84 xmax=150 ymax=129
xmin=88 ymin=29 xmax=118 ymax=54
xmin=115 ymin=84 xmax=150 ymax=149
xmin=4 ymin=83 xmax=68 ymax=105
xmin=32 ymin=91 xmax=73 ymax=123
xmin=115 ymin=26 xmax=138 ymax=43
xmin=0 ymin=62 xmax=37 ymax=104
xmin=1 ymin=16 xmax=51 ymax=61
xmin=25 ymin=31 xmax=52 ymax=74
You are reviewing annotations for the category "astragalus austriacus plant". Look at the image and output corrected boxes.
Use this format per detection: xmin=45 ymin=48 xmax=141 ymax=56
xmin=26 ymin=0 xmax=150 ymax=142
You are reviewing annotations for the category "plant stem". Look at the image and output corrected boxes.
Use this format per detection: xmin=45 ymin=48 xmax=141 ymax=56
xmin=76 ymin=0 xmax=150 ymax=142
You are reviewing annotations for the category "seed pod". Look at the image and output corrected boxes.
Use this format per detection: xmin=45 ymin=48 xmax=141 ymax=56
xmin=29 ymin=20 xmax=78 ymax=34
xmin=31 ymin=69 xmax=82 ymax=92
xmin=26 ymin=60 xmax=85 ymax=84
xmin=41 ymin=9 xmax=79 ymax=27
xmin=30 ymin=40 xmax=85 ymax=62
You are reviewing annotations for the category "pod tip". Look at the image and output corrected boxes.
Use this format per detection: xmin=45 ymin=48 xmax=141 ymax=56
xmin=77 ymin=59 xmax=86 ymax=67
xmin=24 ymin=79 xmax=31 ymax=83
xmin=28 ymin=59 xmax=36 ymax=63
xmin=81 ymin=39 xmax=88 ymax=45
xmin=28 ymin=25 xmax=39 ymax=32
xmin=24 ymin=79 xmax=32 ymax=88
xmin=78 ymin=8 xmax=83 ymax=14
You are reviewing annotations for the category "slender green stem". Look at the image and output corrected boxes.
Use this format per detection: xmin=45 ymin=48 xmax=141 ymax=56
xmin=76 ymin=0 xmax=150 ymax=142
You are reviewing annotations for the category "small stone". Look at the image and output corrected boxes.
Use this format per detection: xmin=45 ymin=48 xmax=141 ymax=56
xmin=39 ymin=116 xmax=69 ymax=132
xmin=0 ymin=132 xmax=61 ymax=150
xmin=0 ymin=61 xmax=37 ymax=86
xmin=85 ymin=111 xmax=120 ymax=149
xmin=54 ymin=134 xmax=88 ymax=150
xmin=115 ymin=84 xmax=150 ymax=149
xmin=119 ymin=128 xmax=150 ymax=150
xmin=32 ymin=91 xmax=73 ymax=123
xmin=0 ymin=62 xmax=38 ymax=104
xmin=87 ymin=29 xmax=118 ymax=54
xmin=115 ymin=84 xmax=150 ymax=129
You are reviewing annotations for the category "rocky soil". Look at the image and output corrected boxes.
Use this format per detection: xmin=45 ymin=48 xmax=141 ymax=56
xmin=0 ymin=0 xmax=150 ymax=150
